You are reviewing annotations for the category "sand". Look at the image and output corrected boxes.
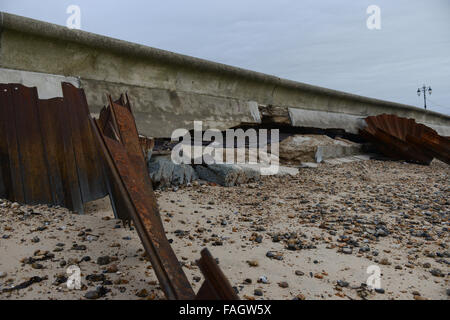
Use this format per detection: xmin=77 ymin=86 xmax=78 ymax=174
xmin=0 ymin=159 xmax=448 ymax=300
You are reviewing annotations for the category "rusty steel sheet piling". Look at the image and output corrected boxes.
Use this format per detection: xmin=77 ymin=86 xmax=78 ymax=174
xmin=0 ymin=83 xmax=107 ymax=212
xmin=90 ymin=97 xmax=238 ymax=300
xmin=0 ymin=80 xmax=239 ymax=300
xmin=360 ymin=114 xmax=449 ymax=165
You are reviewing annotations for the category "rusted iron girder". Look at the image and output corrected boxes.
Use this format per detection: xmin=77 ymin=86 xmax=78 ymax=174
xmin=90 ymin=97 xmax=238 ymax=300
xmin=0 ymin=83 xmax=107 ymax=213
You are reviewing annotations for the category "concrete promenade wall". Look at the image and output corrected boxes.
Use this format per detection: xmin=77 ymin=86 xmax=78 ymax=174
xmin=1 ymin=12 xmax=450 ymax=137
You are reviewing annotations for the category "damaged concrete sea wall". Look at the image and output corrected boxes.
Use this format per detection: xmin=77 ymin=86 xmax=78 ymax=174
xmin=1 ymin=12 xmax=450 ymax=138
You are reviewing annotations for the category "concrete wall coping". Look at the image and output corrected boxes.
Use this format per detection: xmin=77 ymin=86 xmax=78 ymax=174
xmin=1 ymin=11 xmax=449 ymax=121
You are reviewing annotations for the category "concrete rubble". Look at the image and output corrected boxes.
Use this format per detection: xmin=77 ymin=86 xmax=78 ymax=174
xmin=279 ymin=135 xmax=364 ymax=164
xmin=148 ymin=156 xmax=199 ymax=187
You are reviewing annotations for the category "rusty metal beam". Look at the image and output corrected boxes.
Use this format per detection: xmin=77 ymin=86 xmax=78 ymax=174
xmin=91 ymin=97 xmax=238 ymax=301
xmin=196 ymin=249 xmax=239 ymax=300
xmin=91 ymin=117 xmax=195 ymax=300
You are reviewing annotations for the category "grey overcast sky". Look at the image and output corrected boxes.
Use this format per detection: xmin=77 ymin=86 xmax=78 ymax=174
xmin=1 ymin=0 xmax=449 ymax=115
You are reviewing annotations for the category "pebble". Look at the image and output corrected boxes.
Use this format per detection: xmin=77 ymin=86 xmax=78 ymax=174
xmin=85 ymin=291 xmax=100 ymax=300
xmin=342 ymin=248 xmax=353 ymax=254
xmin=97 ymin=256 xmax=111 ymax=266
xmin=31 ymin=263 xmax=43 ymax=270
xmin=258 ymin=276 xmax=268 ymax=284
xmin=0 ymin=271 xmax=7 ymax=279
xmin=86 ymin=235 xmax=98 ymax=242
xmin=337 ymin=280 xmax=349 ymax=288
xmin=295 ymin=271 xmax=305 ymax=276
xmin=86 ymin=274 xmax=106 ymax=282
xmin=80 ymin=256 xmax=91 ymax=262
xmin=254 ymin=289 xmax=263 ymax=296
xmin=247 ymin=260 xmax=259 ymax=267
xmin=106 ymin=264 xmax=118 ymax=273
xmin=430 ymin=269 xmax=444 ymax=277
xmin=294 ymin=294 xmax=306 ymax=300
xmin=136 ymin=289 xmax=149 ymax=298
xmin=53 ymin=274 xmax=68 ymax=286
xmin=72 ymin=244 xmax=87 ymax=251
xmin=278 ymin=282 xmax=289 ymax=288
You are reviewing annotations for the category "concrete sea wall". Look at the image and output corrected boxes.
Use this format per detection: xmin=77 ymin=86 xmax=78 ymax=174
xmin=1 ymin=12 xmax=449 ymax=137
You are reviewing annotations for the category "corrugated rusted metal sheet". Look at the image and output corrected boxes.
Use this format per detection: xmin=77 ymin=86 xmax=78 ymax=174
xmin=90 ymin=97 xmax=238 ymax=300
xmin=360 ymin=114 xmax=450 ymax=165
xmin=0 ymin=81 xmax=238 ymax=300
xmin=0 ymin=82 xmax=107 ymax=213
xmin=406 ymin=131 xmax=450 ymax=165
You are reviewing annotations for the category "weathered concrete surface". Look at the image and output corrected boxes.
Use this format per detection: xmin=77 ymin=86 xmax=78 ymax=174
xmin=195 ymin=163 xmax=298 ymax=187
xmin=316 ymin=138 xmax=364 ymax=163
xmin=1 ymin=12 xmax=450 ymax=137
xmin=195 ymin=164 xmax=249 ymax=187
xmin=148 ymin=155 xmax=198 ymax=187
xmin=321 ymin=154 xmax=372 ymax=166
xmin=0 ymin=68 xmax=79 ymax=98
xmin=288 ymin=108 xmax=367 ymax=135
xmin=279 ymin=135 xmax=364 ymax=164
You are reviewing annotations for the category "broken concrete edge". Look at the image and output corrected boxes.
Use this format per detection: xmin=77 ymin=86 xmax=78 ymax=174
xmin=148 ymin=153 xmax=303 ymax=188
xmin=289 ymin=108 xmax=366 ymax=135
xmin=288 ymin=108 xmax=450 ymax=136
xmin=1 ymin=12 xmax=449 ymax=123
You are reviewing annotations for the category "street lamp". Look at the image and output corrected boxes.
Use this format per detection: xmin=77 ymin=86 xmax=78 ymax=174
xmin=417 ymin=84 xmax=432 ymax=110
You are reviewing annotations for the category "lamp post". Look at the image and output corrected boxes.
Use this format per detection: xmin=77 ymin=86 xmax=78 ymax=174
xmin=417 ymin=84 xmax=432 ymax=110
